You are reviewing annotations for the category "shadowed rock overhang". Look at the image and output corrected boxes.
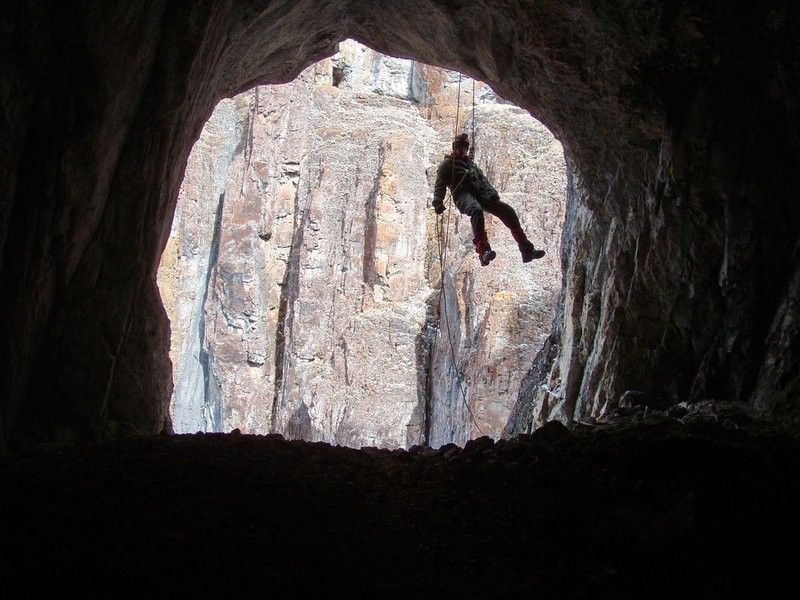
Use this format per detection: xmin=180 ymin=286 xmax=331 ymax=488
xmin=1 ymin=1 xmax=798 ymax=446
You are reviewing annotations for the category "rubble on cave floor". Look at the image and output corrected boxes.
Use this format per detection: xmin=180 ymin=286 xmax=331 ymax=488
xmin=1 ymin=410 xmax=798 ymax=597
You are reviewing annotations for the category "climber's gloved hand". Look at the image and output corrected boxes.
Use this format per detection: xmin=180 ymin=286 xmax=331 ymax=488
xmin=434 ymin=203 xmax=446 ymax=215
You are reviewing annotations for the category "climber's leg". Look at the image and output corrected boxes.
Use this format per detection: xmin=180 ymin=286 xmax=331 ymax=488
xmin=454 ymin=193 xmax=496 ymax=266
xmin=480 ymin=191 xmax=545 ymax=262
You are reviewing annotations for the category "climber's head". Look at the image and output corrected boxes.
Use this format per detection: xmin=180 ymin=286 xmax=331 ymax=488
xmin=452 ymin=133 xmax=470 ymax=158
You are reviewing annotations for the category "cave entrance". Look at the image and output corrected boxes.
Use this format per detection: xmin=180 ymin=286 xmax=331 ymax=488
xmin=157 ymin=40 xmax=566 ymax=449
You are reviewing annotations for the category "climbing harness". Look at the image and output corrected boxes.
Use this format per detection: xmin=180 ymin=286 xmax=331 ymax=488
xmin=434 ymin=71 xmax=485 ymax=437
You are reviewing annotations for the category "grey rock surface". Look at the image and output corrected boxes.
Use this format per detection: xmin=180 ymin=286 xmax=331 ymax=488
xmin=159 ymin=41 xmax=566 ymax=447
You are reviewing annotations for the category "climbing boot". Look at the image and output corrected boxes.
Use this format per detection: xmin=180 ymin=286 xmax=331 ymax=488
xmin=519 ymin=240 xmax=545 ymax=263
xmin=479 ymin=248 xmax=497 ymax=266
xmin=474 ymin=237 xmax=496 ymax=267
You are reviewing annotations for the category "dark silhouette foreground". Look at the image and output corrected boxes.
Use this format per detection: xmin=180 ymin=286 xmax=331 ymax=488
xmin=1 ymin=409 xmax=797 ymax=597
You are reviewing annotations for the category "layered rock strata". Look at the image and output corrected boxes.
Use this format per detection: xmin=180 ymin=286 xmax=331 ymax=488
xmin=159 ymin=42 xmax=565 ymax=448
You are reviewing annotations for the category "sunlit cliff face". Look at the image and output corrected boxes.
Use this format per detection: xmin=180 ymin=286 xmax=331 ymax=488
xmin=157 ymin=40 xmax=567 ymax=448
xmin=1 ymin=2 xmax=798 ymax=446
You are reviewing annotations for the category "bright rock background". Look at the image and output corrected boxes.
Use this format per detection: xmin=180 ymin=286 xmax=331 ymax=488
xmin=158 ymin=40 xmax=566 ymax=448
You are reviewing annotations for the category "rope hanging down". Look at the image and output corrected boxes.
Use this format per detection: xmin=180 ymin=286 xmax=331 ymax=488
xmin=435 ymin=71 xmax=484 ymax=437
xmin=470 ymin=77 xmax=476 ymax=159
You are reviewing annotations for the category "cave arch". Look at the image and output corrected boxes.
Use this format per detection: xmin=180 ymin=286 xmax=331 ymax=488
xmin=1 ymin=1 xmax=798 ymax=445
xmin=159 ymin=41 xmax=568 ymax=447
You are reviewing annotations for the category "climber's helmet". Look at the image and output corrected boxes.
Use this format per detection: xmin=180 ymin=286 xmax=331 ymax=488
xmin=452 ymin=133 xmax=470 ymax=152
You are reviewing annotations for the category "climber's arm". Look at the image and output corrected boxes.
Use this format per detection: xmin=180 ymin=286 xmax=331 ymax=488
xmin=432 ymin=161 xmax=449 ymax=213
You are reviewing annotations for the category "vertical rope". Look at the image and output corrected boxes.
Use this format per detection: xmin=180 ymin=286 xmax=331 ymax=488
xmin=470 ymin=78 xmax=476 ymax=158
xmin=434 ymin=71 xmax=485 ymax=440
xmin=454 ymin=72 xmax=462 ymax=137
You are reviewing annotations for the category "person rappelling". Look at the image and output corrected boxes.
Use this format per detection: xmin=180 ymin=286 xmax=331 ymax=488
xmin=432 ymin=133 xmax=545 ymax=266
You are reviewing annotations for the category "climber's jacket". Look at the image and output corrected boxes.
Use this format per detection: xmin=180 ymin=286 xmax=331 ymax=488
xmin=432 ymin=155 xmax=499 ymax=211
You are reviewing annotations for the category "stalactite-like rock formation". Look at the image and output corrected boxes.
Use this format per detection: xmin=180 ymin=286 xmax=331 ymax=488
xmin=159 ymin=42 xmax=565 ymax=447
xmin=1 ymin=2 xmax=798 ymax=446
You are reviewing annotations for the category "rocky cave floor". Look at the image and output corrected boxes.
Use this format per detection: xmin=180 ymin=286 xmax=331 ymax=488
xmin=2 ymin=403 xmax=799 ymax=598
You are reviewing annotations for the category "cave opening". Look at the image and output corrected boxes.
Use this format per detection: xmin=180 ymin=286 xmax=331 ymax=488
xmin=3 ymin=3 xmax=800 ymax=593
xmin=157 ymin=40 xmax=567 ymax=449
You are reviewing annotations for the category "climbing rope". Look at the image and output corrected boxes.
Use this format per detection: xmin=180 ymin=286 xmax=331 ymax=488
xmin=434 ymin=71 xmax=484 ymax=437
xmin=470 ymin=77 xmax=476 ymax=159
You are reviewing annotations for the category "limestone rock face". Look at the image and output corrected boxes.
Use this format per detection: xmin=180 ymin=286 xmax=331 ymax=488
xmin=160 ymin=42 xmax=565 ymax=447
xmin=426 ymin=104 xmax=565 ymax=446
xmin=157 ymin=98 xmax=246 ymax=433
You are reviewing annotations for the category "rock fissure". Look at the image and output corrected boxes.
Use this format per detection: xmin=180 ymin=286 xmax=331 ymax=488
xmin=361 ymin=144 xmax=384 ymax=288
xmin=271 ymin=197 xmax=307 ymax=433
xmin=198 ymin=192 xmax=227 ymax=432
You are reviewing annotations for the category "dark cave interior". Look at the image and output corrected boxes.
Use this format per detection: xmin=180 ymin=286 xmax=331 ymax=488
xmin=1 ymin=1 xmax=799 ymax=594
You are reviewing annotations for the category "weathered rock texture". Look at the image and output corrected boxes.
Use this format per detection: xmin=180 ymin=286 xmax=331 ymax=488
xmin=159 ymin=42 xmax=565 ymax=447
xmin=426 ymin=101 xmax=565 ymax=446
xmin=1 ymin=2 xmax=798 ymax=447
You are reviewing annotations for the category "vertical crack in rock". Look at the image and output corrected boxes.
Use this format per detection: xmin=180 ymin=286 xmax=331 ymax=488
xmin=239 ymin=87 xmax=259 ymax=198
xmin=271 ymin=191 xmax=308 ymax=432
xmin=163 ymin=96 xmax=243 ymax=434
xmin=418 ymin=296 xmax=439 ymax=447
xmin=338 ymin=337 xmax=351 ymax=386
xmin=199 ymin=192 xmax=226 ymax=432
xmin=460 ymin=270 xmax=474 ymax=347
xmin=362 ymin=144 xmax=385 ymax=287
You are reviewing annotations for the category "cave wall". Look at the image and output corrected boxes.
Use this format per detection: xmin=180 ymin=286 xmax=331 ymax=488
xmin=0 ymin=1 xmax=343 ymax=444
xmin=1 ymin=1 xmax=798 ymax=446
xmin=505 ymin=2 xmax=800 ymax=431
